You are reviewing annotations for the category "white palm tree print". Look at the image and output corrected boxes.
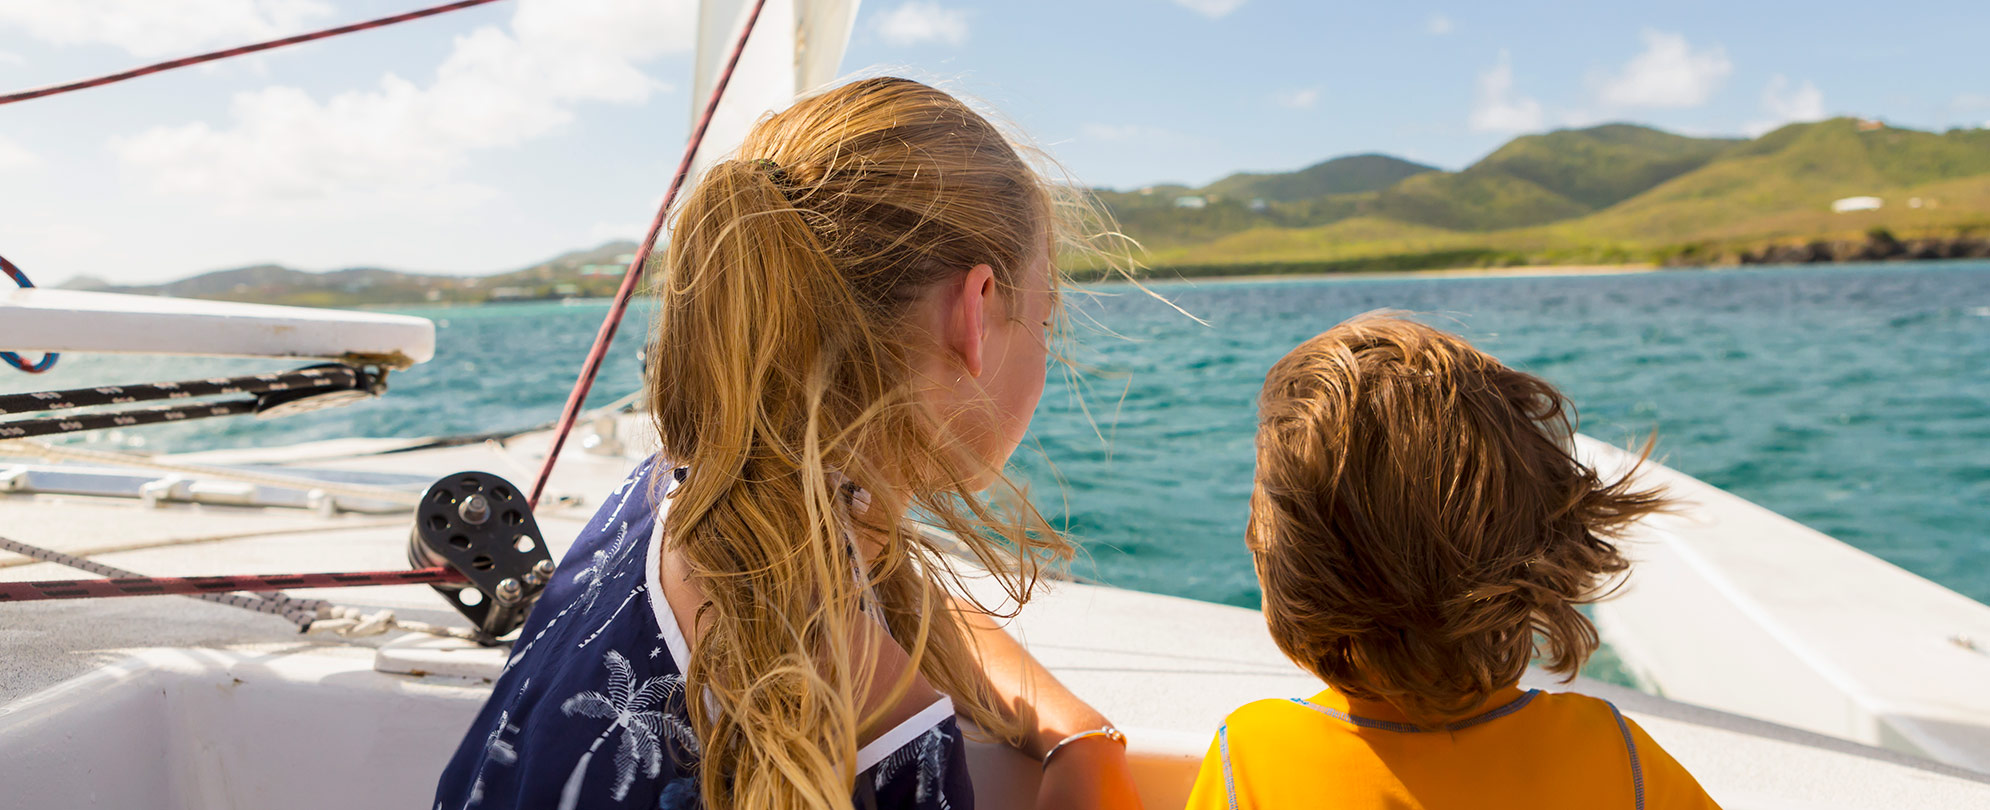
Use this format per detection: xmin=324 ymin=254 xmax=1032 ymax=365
xmin=484 ymin=709 xmax=521 ymax=766
xmin=596 ymin=464 xmax=648 ymax=530
xmin=556 ymin=650 xmax=700 ymax=810
xmin=570 ymin=520 xmax=635 ymax=612
xmin=871 ymin=726 xmax=953 ymax=809
xmin=465 ymin=678 xmax=531 ymax=808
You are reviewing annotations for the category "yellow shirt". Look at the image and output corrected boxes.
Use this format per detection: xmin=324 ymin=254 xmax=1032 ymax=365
xmin=1186 ymin=687 xmax=1720 ymax=810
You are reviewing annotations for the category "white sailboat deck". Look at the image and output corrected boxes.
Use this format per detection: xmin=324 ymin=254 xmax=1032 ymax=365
xmin=3 ymin=414 xmax=1987 ymax=808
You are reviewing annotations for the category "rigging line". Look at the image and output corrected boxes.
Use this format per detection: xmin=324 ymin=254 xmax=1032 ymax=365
xmin=0 ymin=563 xmax=465 ymax=603
xmin=527 ymin=0 xmax=770 ymax=509
xmin=0 ymin=251 xmax=30 ymax=287
xmin=0 ymin=364 xmax=380 ymax=439
xmin=0 ymin=0 xmax=508 ymax=107
xmin=0 ymin=518 xmax=408 ymax=571
xmin=0 ymin=534 xmax=322 ymax=626
xmin=0 ymin=398 xmax=262 ymax=439
xmin=0 ymin=365 xmax=367 ymax=416
xmin=1 ymin=252 xmax=57 ymax=374
xmin=0 ymin=534 xmax=482 ymax=641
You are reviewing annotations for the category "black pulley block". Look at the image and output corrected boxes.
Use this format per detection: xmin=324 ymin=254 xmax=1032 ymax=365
xmin=409 ymin=471 xmax=555 ymax=642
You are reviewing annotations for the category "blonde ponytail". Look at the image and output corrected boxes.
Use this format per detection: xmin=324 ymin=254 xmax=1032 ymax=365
xmin=646 ymin=77 xmax=1088 ymax=809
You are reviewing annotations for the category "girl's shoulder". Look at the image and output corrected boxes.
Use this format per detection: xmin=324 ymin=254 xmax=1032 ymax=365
xmin=435 ymin=457 xmax=695 ymax=810
xmin=861 ymin=711 xmax=975 ymax=810
xmin=438 ymin=457 xmax=975 ymax=810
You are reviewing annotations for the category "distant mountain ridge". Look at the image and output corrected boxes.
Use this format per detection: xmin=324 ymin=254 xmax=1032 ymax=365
xmin=66 ymin=117 xmax=1990 ymax=303
xmin=1096 ymin=117 xmax=1990 ymax=275
xmin=1200 ymin=153 xmax=1439 ymax=202
xmin=65 ymin=241 xmax=643 ymax=307
xmin=1370 ymin=124 xmax=1739 ymax=230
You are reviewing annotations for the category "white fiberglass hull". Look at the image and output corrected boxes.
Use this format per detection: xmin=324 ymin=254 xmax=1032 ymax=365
xmin=1 ymin=417 xmax=1987 ymax=808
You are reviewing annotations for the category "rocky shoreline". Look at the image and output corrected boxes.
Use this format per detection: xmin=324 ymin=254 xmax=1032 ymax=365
xmin=1671 ymin=230 xmax=1990 ymax=267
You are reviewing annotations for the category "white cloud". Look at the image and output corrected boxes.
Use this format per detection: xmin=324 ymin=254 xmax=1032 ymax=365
xmin=1468 ymin=50 xmax=1542 ymax=133
xmin=875 ymin=2 xmax=968 ymax=47
xmin=1743 ymin=75 xmax=1826 ymax=136
xmin=0 ymin=49 xmax=22 ymax=65
xmin=1427 ymin=13 xmax=1454 ymax=35
xmin=0 ymin=0 xmax=333 ymax=58
xmin=1274 ymin=87 xmax=1319 ymax=109
xmin=1596 ymin=30 xmax=1731 ymax=109
xmin=0 ymin=135 xmax=39 ymax=172
xmin=1173 ymin=0 xmax=1247 ymax=19
xmin=109 ymin=0 xmax=693 ymax=210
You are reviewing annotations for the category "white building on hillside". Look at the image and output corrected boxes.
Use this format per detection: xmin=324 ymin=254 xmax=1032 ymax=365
xmin=1831 ymin=196 xmax=1883 ymax=213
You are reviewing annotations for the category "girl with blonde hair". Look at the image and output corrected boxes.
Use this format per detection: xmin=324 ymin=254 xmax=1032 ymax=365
xmin=436 ymin=77 xmax=1140 ymax=810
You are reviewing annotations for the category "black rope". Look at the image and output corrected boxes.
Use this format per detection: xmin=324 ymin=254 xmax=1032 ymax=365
xmin=0 ymin=364 xmax=380 ymax=439
xmin=0 ymin=365 xmax=363 ymax=415
xmin=0 ymin=399 xmax=259 ymax=439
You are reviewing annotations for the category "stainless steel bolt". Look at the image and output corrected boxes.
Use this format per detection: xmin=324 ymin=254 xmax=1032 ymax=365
xmin=458 ymin=493 xmax=491 ymax=525
xmin=494 ymin=578 xmax=523 ymax=603
xmin=532 ymin=559 xmax=556 ymax=579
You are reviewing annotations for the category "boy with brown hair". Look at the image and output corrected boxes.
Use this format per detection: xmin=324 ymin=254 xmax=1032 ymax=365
xmin=1189 ymin=312 xmax=1718 ymax=809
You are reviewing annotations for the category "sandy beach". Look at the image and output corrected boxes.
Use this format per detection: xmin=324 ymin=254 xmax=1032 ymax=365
xmin=1124 ymin=263 xmax=1661 ymax=286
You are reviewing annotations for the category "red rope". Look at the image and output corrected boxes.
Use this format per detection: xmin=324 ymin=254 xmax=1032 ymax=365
xmin=526 ymin=0 xmax=769 ymax=508
xmin=0 ymin=252 xmax=30 ymax=287
xmin=0 ymin=0 xmax=761 ymax=601
xmin=0 ymin=0 xmax=507 ymax=106
xmin=0 ymin=566 xmax=465 ymax=603
xmin=1 ymin=252 xmax=58 ymax=373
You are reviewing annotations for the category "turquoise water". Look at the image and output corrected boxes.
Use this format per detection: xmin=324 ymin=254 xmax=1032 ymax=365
xmin=8 ymin=262 xmax=1989 ymax=616
xmin=1023 ymin=261 xmax=1990 ymax=613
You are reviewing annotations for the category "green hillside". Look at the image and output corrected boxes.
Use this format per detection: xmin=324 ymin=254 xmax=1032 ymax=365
xmin=1475 ymin=124 xmax=1737 ymax=209
xmin=1367 ymin=124 xmax=1736 ymax=231
xmin=91 ymin=119 xmax=1990 ymax=304
xmin=1200 ymin=154 xmax=1437 ymax=202
xmin=1091 ymin=118 xmax=1990 ymax=278
xmin=73 ymin=242 xmax=645 ymax=307
xmin=1370 ymin=170 xmax=1590 ymax=231
xmin=1095 ymin=123 xmax=1744 ymax=247
xmin=1580 ymin=119 xmax=1990 ymax=243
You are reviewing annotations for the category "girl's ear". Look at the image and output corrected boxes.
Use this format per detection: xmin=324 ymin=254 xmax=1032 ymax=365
xmin=945 ymin=264 xmax=998 ymax=379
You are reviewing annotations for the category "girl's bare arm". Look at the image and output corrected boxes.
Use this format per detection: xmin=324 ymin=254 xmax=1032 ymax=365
xmin=951 ymin=596 xmax=1143 ymax=810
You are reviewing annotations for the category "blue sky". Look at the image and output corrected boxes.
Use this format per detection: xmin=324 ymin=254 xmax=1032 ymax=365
xmin=2 ymin=0 xmax=1987 ymax=285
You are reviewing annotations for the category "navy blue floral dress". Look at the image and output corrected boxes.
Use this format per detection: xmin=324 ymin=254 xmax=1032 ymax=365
xmin=436 ymin=457 xmax=974 ymax=810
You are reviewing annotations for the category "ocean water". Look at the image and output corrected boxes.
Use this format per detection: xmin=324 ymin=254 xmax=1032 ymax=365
xmin=1023 ymin=262 xmax=1990 ymax=614
xmin=8 ymin=262 xmax=1989 ymax=619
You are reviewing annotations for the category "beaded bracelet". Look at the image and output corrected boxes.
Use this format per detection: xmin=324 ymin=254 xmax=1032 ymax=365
xmin=1041 ymin=725 xmax=1127 ymax=766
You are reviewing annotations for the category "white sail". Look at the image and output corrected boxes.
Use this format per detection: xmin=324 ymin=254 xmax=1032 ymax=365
xmin=688 ymin=0 xmax=861 ymax=183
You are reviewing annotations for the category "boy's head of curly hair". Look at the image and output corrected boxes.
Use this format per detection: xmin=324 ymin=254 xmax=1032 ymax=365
xmin=1249 ymin=311 xmax=1666 ymax=722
